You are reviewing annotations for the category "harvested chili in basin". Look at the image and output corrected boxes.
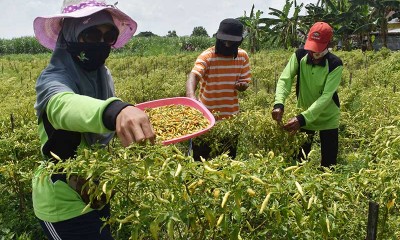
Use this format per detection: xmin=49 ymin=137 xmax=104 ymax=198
xmin=145 ymin=104 xmax=209 ymax=143
xmin=135 ymin=97 xmax=215 ymax=145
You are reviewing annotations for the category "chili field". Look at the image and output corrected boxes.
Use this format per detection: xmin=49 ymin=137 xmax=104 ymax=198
xmin=0 ymin=49 xmax=400 ymax=239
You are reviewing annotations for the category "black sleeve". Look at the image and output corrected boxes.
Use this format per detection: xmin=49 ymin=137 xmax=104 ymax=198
xmin=296 ymin=114 xmax=306 ymax=127
xmin=102 ymin=100 xmax=133 ymax=131
xmin=273 ymin=103 xmax=284 ymax=111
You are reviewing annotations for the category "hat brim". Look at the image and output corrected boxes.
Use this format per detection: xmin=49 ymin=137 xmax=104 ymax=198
xmin=216 ymin=32 xmax=242 ymax=42
xmin=34 ymin=6 xmax=137 ymax=50
xmin=304 ymin=39 xmax=329 ymax=52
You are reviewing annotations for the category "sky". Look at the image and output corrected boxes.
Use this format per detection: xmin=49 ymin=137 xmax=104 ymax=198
xmin=0 ymin=0 xmax=317 ymax=39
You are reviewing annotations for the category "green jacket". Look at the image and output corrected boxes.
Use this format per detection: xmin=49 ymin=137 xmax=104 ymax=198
xmin=274 ymin=49 xmax=343 ymax=130
xmin=33 ymin=92 xmax=129 ymax=222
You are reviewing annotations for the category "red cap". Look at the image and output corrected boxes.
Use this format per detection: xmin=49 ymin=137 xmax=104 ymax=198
xmin=304 ymin=22 xmax=333 ymax=52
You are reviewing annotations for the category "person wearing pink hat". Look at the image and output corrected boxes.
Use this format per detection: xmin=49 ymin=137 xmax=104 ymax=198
xmin=32 ymin=1 xmax=155 ymax=239
xmin=271 ymin=22 xmax=343 ymax=168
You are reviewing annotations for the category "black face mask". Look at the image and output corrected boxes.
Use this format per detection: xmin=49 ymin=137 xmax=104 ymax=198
xmin=66 ymin=42 xmax=111 ymax=72
xmin=215 ymin=39 xmax=241 ymax=58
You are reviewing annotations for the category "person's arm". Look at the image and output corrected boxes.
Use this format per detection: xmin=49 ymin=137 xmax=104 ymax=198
xmin=186 ymin=72 xmax=199 ymax=100
xmin=235 ymin=51 xmax=251 ymax=92
xmin=274 ymin=52 xmax=299 ymax=107
xmin=271 ymin=53 xmax=299 ymax=123
xmin=46 ymin=92 xmax=119 ymax=133
xmin=186 ymin=50 xmax=210 ymax=100
xmin=46 ymin=92 xmax=155 ymax=146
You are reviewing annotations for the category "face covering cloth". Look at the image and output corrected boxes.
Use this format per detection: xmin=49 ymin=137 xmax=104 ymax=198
xmin=34 ymin=11 xmax=117 ymax=146
xmin=62 ymin=11 xmax=115 ymax=72
xmin=215 ymin=38 xmax=241 ymax=58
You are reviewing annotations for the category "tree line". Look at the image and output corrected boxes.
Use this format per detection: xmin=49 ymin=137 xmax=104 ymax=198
xmin=240 ymin=0 xmax=400 ymax=52
xmin=1 ymin=0 xmax=399 ymax=55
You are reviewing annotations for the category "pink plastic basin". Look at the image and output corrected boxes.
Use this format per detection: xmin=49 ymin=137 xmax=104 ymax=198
xmin=135 ymin=97 xmax=215 ymax=145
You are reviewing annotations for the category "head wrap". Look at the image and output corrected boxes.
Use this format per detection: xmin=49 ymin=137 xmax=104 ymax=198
xmin=34 ymin=14 xmax=116 ymax=146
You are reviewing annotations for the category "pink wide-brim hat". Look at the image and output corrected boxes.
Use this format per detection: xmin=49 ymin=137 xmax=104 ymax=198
xmin=33 ymin=0 xmax=137 ymax=50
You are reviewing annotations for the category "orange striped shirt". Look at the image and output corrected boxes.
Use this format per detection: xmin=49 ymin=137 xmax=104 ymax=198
xmin=191 ymin=47 xmax=251 ymax=120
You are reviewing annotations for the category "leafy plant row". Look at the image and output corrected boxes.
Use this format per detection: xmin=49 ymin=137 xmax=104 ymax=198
xmin=0 ymin=36 xmax=214 ymax=56
xmin=0 ymin=49 xmax=399 ymax=239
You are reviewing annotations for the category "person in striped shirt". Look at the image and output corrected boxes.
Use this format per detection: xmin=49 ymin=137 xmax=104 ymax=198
xmin=186 ymin=18 xmax=251 ymax=161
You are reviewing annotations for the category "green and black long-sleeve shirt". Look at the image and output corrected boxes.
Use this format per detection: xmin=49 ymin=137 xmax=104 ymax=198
xmin=274 ymin=49 xmax=343 ymax=131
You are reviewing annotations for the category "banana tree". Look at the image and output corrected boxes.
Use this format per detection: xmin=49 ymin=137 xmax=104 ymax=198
xmin=240 ymin=4 xmax=266 ymax=53
xmin=315 ymin=0 xmax=334 ymax=11
xmin=345 ymin=4 xmax=376 ymax=50
xmin=323 ymin=0 xmax=370 ymax=51
xmin=303 ymin=0 xmax=370 ymax=50
xmin=350 ymin=0 xmax=400 ymax=48
xmin=260 ymin=0 xmax=305 ymax=49
xmin=298 ymin=1 xmax=341 ymax=47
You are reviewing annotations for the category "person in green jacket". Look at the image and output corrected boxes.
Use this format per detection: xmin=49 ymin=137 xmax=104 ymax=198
xmin=32 ymin=1 xmax=155 ymax=239
xmin=271 ymin=22 xmax=343 ymax=167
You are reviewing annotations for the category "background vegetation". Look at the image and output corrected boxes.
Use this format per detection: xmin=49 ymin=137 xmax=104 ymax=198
xmin=2 ymin=0 xmax=400 ymax=56
xmin=1 ymin=0 xmax=400 ymax=239
xmin=1 ymin=41 xmax=400 ymax=239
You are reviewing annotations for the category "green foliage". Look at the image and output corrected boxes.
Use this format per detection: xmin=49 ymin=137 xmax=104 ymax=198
xmin=1 ymin=49 xmax=400 ymax=239
xmin=240 ymin=4 xmax=266 ymax=53
xmin=136 ymin=31 xmax=159 ymax=37
xmin=113 ymin=36 xmax=214 ymax=56
xmin=1 ymin=1 xmax=399 ymax=56
xmin=115 ymin=36 xmax=183 ymax=56
xmin=262 ymin=0 xmax=304 ymax=49
xmin=0 ymin=36 xmax=215 ymax=56
xmin=166 ymin=30 xmax=178 ymax=38
xmin=191 ymin=26 xmax=209 ymax=37
xmin=0 ymin=37 xmax=50 ymax=55
xmin=0 ymin=116 xmax=43 ymax=238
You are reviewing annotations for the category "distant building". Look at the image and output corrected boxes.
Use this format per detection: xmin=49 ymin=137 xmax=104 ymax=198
xmin=372 ymin=18 xmax=400 ymax=51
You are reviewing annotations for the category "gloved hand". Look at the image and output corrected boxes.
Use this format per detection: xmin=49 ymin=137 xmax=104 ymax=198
xmin=235 ymin=82 xmax=249 ymax=92
xmin=283 ymin=117 xmax=300 ymax=134
xmin=271 ymin=108 xmax=284 ymax=122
